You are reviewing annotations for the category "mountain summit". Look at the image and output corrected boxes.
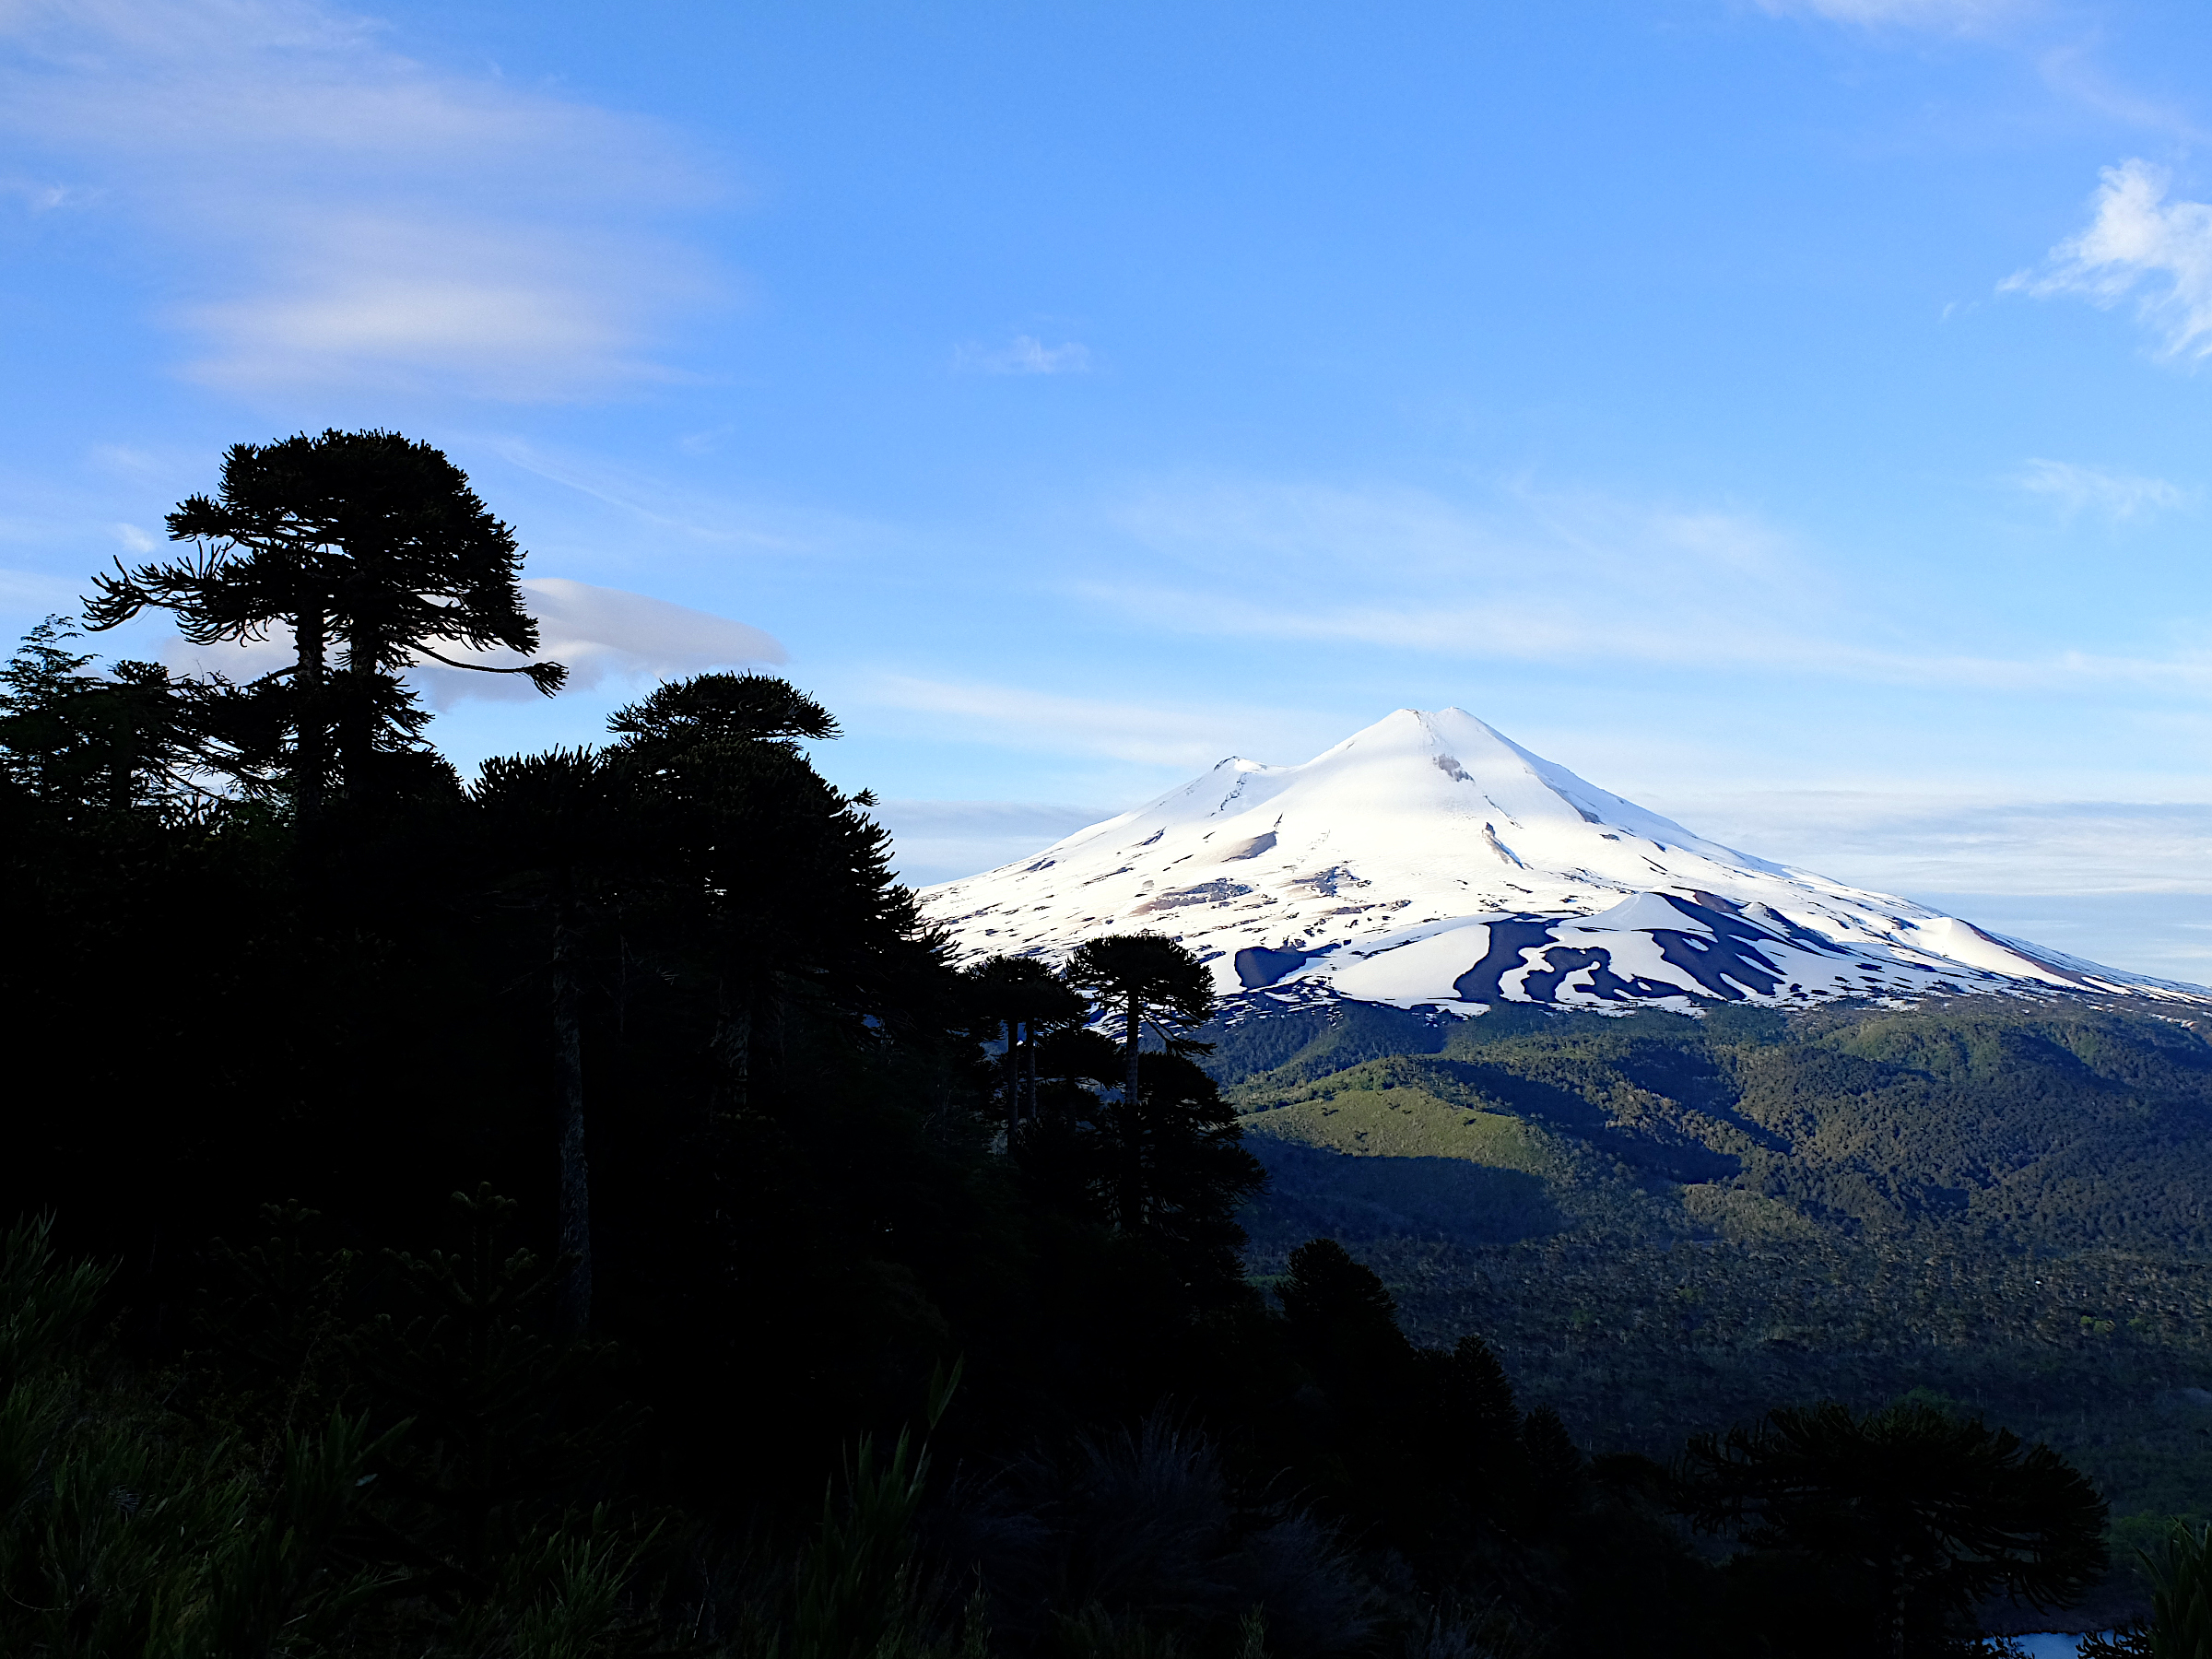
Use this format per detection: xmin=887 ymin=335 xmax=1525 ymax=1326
xmin=919 ymin=708 xmax=2204 ymax=1013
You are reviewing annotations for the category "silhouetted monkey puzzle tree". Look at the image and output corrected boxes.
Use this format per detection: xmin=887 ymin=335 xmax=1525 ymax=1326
xmin=1062 ymin=933 xmax=1215 ymax=1109
xmin=83 ymin=430 xmax=564 ymax=818
xmin=473 ymin=747 xmax=645 ymax=1335
xmin=606 ymin=673 xmax=916 ymax=1109
xmin=961 ymin=955 xmax=1088 ymax=1132
xmin=0 ymin=617 xmax=238 ymax=817
xmin=1677 ymin=1399 xmax=2108 ymax=1658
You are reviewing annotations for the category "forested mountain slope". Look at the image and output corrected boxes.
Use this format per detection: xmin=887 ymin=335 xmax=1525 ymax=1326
xmin=1217 ymin=995 xmax=2212 ymax=1601
xmin=1221 ymin=997 xmax=2212 ymax=1252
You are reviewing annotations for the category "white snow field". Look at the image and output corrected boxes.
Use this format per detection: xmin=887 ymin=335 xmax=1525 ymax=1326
xmin=916 ymin=708 xmax=2209 ymax=1017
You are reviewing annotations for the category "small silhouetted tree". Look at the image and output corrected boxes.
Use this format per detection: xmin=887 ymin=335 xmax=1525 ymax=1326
xmin=962 ymin=955 xmax=1088 ymax=1133
xmin=1013 ymin=1047 xmax=1263 ymax=1307
xmin=1111 ymin=1052 xmax=1265 ymax=1269
xmin=1063 ymin=933 xmax=1216 ymax=1109
xmin=0 ymin=617 xmax=242 ymax=816
xmin=1677 ymin=1399 xmax=2108 ymax=1658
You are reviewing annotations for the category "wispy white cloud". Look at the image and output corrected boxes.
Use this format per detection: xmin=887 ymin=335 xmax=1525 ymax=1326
xmin=0 ymin=567 xmax=86 ymax=614
xmin=952 ymin=335 xmax=1094 ymax=375
xmin=1080 ymin=473 xmax=2212 ymax=696
xmin=1665 ymin=786 xmax=2212 ymax=896
xmin=2036 ymin=43 xmax=2209 ymax=144
xmin=2012 ymin=457 xmax=2190 ymax=520
xmin=0 ymin=0 xmax=724 ymax=398
xmin=1756 ymin=1 xmax=2206 ymax=142
xmin=0 ymin=175 xmax=98 ymax=211
xmin=418 ymin=577 xmax=786 ymax=703
xmin=1097 ymin=477 xmax=1838 ymax=667
xmin=154 ymin=578 xmax=783 ymax=703
xmin=1085 ymin=577 xmax=2212 ymax=695
xmin=482 ymin=437 xmax=867 ymax=555
xmin=2003 ymin=159 xmax=2212 ymax=361
xmin=859 ymin=673 xmax=1322 ymax=769
xmin=1753 ymin=0 xmax=2025 ymax=35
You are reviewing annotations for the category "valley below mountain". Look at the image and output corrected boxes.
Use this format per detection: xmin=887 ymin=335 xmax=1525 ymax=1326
xmin=924 ymin=711 xmax=2212 ymax=1628
xmin=1214 ymin=993 xmax=2212 ymax=1630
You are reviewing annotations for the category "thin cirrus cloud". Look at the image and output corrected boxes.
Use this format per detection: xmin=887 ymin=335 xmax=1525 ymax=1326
xmin=157 ymin=578 xmax=784 ymax=706
xmin=1084 ymin=576 xmax=2212 ymax=698
xmin=1095 ymin=477 xmax=1852 ymax=668
xmin=951 ymin=335 xmax=1094 ymax=375
xmin=2003 ymin=159 xmax=2212 ymax=362
xmin=1081 ymin=475 xmax=2212 ymax=696
xmin=1752 ymin=0 xmax=2022 ymax=32
xmin=1675 ymin=790 xmax=2212 ymax=898
xmin=0 ymin=0 xmax=725 ymax=399
xmin=2011 ymin=458 xmax=2190 ymax=521
xmin=859 ymin=672 xmax=1328 ymax=770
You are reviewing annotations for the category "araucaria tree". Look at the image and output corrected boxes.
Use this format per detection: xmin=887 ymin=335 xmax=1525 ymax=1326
xmin=961 ymin=954 xmax=1088 ymax=1132
xmin=605 ymin=673 xmax=920 ymax=1109
xmin=0 ymin=618 xmax=230 ymax=818
xmin=1677 ymin=1398 xmax=2109 ymax=1657
xmin=1062 ymin=933 xmax=1217 ymax=1108
xmin=471 ymin=747 xmax=641 ymax=1335
xmin=83 ymin=429 xmax=565 ymax=817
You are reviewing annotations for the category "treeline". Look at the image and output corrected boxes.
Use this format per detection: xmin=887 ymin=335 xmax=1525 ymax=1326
xmin=0 ymin=429 xmax=2164 ymax=1657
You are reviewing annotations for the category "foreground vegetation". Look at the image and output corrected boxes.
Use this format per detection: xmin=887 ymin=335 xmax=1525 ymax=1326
xmin=0 ymin=429 xmax=2200 ymax=1655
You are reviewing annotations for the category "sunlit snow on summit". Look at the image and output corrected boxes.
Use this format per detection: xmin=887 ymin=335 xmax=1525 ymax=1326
xmin=920 ymin=710 xmax=2208 ymax=1017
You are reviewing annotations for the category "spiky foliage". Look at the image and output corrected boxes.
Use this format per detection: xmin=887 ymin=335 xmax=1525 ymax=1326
xmin=83 ymin=429 xmax=563 ymax=813
xmin=960 ymin=955 xmax=1089 ymax=1133
xmin=1677 ymin=1399 xmax=2109 ymax=1656
xmin=1063 ymin=935 xmax=1216 ymax=1109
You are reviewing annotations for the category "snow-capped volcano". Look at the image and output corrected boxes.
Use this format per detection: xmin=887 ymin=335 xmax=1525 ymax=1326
xmin=918 ymin=708 xmax=2206 ymax=1014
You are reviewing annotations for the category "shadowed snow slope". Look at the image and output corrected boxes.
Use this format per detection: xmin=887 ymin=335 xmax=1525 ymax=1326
xmin=917 ymin=709 xmax=2207 ymax=1015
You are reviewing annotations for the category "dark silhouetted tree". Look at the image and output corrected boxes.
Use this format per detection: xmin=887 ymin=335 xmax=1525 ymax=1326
xmin=83 ymin=430 xmax=563 ymax=817
xmin=1017 ymin=1050 xmax=1263 ymax=1307
xmin=961 ymin=954 xmax=1088 ymax=1133
xmin=0 ymin=616 xmax=241 ymax=817
xmin=1062 ymin=933 xmax=1215 ymax=1109
xmin=473 ymin=747 xmax=646 ymax=1334
xmin=1677 ymin=1399 xmax=2108 ymax=1658
xmin=606 ymin=673 xmax=923 ymax=1109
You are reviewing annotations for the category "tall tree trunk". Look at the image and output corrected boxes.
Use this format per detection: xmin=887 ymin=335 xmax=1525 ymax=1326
xmin=1124 ymin=991 xmax=1142 ymax=1106
xmin=293 ymin=608 xmax=326 ymax=824
xmin=341 ymin=620 xmax=379 ymax=797
xmin=107 ymin=738 xmax=134 ymax=816
xmin=552 ymin=913 xmax=592 ymax=1335
xmin=1004 ymin=1018 xmax=1019 ymax=1135
xmin=1118 ymin=991 xmax=1147 ymax=1230
xmin=714 ymin=982 xmax=752 ymax=1112
xmin=1021 ymin=1022 xmax=1035 ymax=1124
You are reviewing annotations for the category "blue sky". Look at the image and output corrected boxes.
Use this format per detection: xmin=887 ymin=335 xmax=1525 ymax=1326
xmin=9 ymin=0 xmax=2212 ymax=975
